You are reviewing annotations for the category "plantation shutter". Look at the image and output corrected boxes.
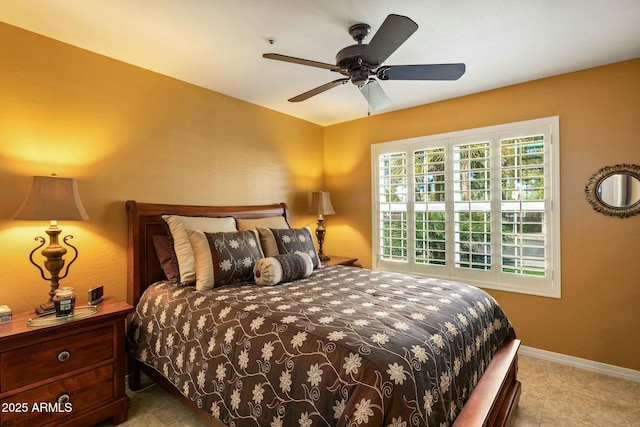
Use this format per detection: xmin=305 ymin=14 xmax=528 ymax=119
xmin=372 ymin=117 xmax=559 ymax=297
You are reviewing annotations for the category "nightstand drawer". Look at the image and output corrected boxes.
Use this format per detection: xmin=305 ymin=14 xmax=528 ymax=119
xmin=0 ymin=326 xmax=114 ymax=392
xmin=1 ymin=364 xmax=113 ymax=426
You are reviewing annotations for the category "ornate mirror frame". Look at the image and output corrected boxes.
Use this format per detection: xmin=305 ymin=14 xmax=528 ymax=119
xmin=585 ymin=164 xmax=640 ymax=218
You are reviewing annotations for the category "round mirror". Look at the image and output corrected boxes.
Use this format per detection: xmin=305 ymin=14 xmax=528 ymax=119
xmin=586 ymin=164 xmax=640 ymax=218
xmin=598 ymin=173 xmax=640 ymax=208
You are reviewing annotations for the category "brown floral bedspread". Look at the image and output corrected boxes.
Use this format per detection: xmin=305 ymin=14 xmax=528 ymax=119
xmin=127 ymin=265 xmax=515 ymax=426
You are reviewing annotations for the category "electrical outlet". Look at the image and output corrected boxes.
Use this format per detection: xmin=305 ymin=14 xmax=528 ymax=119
xmin=88 ymin=286 xmax=104 ymax=305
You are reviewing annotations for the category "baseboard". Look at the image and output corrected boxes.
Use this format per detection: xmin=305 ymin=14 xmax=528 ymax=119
xmin=519 ymin=345 xmax=640 ymax=383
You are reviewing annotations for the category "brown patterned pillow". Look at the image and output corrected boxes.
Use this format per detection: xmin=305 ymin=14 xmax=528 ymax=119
xmin=271 ymin=226 xmax=320 ymax=269
xmin=205 ymin=230 xmax=264 ymax=287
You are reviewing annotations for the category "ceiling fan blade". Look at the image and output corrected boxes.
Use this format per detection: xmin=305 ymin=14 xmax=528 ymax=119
xmin=361 ymin=14 xmax=418 ymax=66
xmin=359 ymin=79 xmax=391 ymax=111
xmin=263 ymin=53 xmax=341 ymax=71
xmin=377 ymin=63 xmax=466 ymax=80
xmin=288 ymin=78 xmax=348 ymax=102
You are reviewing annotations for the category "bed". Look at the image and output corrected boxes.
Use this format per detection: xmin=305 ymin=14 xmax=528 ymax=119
xmin=125 ymin=200 xmax=521 ymax=426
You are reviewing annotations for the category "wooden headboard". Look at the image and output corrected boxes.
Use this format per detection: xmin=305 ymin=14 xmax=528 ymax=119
xmin=125 ymin=200 xmax=289 ymax=306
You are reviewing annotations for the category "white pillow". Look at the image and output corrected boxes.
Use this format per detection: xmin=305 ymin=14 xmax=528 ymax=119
xmin=162 ymin=215 xmax=237 ymax=284
xmin=237 ymin=217 xmax=289 ymax=257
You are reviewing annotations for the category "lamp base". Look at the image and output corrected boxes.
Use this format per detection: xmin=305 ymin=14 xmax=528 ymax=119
xmin=35 ymin=300 xmax=56 ymax=316
xmin=319 ymin=253 xmax=331 ymax=262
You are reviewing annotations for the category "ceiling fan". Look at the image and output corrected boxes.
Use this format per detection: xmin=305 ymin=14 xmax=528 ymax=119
xmin=263 ymin=14 xmax=466 ymax=111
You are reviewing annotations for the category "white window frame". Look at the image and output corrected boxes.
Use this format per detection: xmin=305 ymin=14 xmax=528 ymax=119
xmin=371 ymin=117 xmax=561 ymax=298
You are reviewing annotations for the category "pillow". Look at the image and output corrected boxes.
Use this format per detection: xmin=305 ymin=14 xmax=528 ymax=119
xmin=271 ymin=226 xmax=320 ymax=269
xmin=237 ymin=217 xmax=290 ymax=257
xmin=205 ymin=230 xmax=264 ymax=287
xmin=254 ymin=228 xmax=279 ymax=257
xmin=162 ymin=215 xmax=237 ymax=284
xmin=236 ymin=216 xmax=290 ymax=230
xmin=254 ymin=253 xmax=313 ymax=286
xmin=152 ymin=235 xmax=179 ymax=282
xmin=186 ymin=230 xmax=214 ymax=291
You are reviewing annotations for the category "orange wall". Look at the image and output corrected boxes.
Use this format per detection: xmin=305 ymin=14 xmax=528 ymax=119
xmin=0 ymin=23 xmax=324 ymax=313
xmin=323 ymin=59 xmax=640 ymax=371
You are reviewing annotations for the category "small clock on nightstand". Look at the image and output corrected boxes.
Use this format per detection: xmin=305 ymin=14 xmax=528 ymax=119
xmin=322 ymin=255 xmax=358 ymax=266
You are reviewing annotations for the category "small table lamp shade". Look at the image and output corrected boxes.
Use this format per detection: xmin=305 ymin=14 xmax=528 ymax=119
xmin=13 ymin=176 xmax=90 ymax=221
xmin=308 ymin=191 xmax=335 ymax=217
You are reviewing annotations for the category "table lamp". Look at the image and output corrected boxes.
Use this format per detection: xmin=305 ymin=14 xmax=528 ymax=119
xmin=308 ymin=191 xmax=335 ymax=262
xmin=12 ymin=175 xmax=90 ymax=314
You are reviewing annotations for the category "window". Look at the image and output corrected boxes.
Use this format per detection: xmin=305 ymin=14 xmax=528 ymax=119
xmin=371 ymin=117 xmax=560 ymax=297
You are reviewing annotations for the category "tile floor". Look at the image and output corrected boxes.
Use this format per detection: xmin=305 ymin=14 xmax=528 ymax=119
xmin=512 ymin=355 xmax=640 ymax=426
xmin=100 ymin=355 xmax=640 ymax=426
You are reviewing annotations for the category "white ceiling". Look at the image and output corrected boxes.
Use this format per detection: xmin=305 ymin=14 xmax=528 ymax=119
xmin=1 ymin=0 xmax=639 ymax=126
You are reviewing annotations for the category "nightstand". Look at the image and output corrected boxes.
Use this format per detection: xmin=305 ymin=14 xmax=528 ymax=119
xmin=0 ymin=297 xmax=134 ymax=427
xmin=323 ymin=255 xmax=358 ymax=266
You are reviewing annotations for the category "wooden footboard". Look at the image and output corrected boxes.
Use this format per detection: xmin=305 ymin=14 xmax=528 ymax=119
xmin=453 ymin=338 xmax=522 ymax=426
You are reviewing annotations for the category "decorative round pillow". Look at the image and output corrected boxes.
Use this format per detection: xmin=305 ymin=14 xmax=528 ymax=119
xmin=254 ymin=252 xmax=313 ymax=286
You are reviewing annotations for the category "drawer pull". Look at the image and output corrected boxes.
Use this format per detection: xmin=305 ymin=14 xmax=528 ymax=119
xmin=57 ymin=393 xmax=70 ymax=404
xmin=57 ymin=350 xmax=71 ymax=362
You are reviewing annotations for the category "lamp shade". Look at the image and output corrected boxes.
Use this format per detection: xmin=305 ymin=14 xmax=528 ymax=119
xmin=308 ymin=191 xmax=335 ymax=216
xmin=12 ymin=176 xmax=90 ymax=221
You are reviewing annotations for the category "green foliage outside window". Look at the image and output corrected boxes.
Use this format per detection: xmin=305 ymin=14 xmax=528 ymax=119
xmin=379 ymin=134 xmax=547 ymax=277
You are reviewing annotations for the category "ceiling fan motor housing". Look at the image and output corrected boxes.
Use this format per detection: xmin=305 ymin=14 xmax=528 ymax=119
xmin=336 ymin=44 xmax=372 ymax=86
